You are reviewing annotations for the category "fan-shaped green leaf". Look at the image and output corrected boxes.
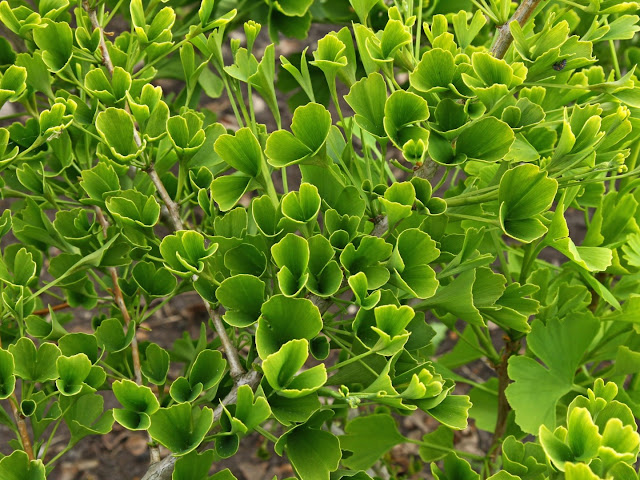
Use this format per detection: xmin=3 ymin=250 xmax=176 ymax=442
xmin=159 ymin=230 xmax=218 ymax=277
xmin=9 ymin=337 xmax=60 ymax=382
xmin=214 ymin=127 xmax=262 ymax=177
xmin=0 ymin=349 xmax=15 ymax=400
xmin=106 ymin=190 xmax=161 ymax=228
xmin=56 ymin=353 xmax=92 ymax=396
xmin=499 ymin=164 xmax=558 ymax=243
xmin=216 ymin=274 xmax=265 ymax=327
xmin=256 ymin=295 xmax=322 ymax=358
xmin=506 ymin=314 xmax=599 ymax=434
xmin=141 ymin=343 xmax=170 ymax=386
xmin=32 ymin=21 xmax=72 ymax=72
xmin=96 ymin=108 xmax=145 ymax=163
xmin=344 ymin=72 xmax=387 ymax=139
xmin=265 ymin=103 xmax=332 ymax=167
xmin=281 ymin=183 xmax=321 ymax=225
xmin=263 ymin=339 xmax=327 ymax=397
xmin=0 ymin=451 xmax=46 ymax=480
xmin=271 ymin=233 xmax=310 ymax=297
xmin=148 ymin=404 xmax=214 ymax=456
xmin=132 ymin=261 xmax=177 ymax=297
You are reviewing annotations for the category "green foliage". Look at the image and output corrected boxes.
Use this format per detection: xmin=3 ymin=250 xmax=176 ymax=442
xmin=0 ymin=0 xmax=640 ymax=479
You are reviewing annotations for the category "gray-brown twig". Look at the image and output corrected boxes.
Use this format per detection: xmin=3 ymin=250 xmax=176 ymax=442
xmin=370 ymin=215 xmax=389 ymax=237
xmin=203 ymin=299 xmax=246 ymax=379
xmin=490 ymin=0 xmax=544 ymax=59
xmin=145 ymin=164 xmax=246 ymax=380
xmin=9 ymin=396 xmax=34 ymax=460
xmin=490 ymin=339 xmax=521 ymax=459
xmin=146 ymin=166 xmax=183 ymax=233
xmin=140 ymin=369 xmax=262 ymax=480
xmin=83 ymin=1 xmax=114 ymax=75
xmin=412 ymin=157 xmax=439 ymax=182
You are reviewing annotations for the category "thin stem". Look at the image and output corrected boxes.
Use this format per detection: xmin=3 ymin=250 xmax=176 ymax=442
xmin=139 ymin=297 xmax=174 ymax=323
xmin=407 ymin=438 xmax=486 ymax=461
xmin=260 ymin=157 xmax=279 ymax=206
xmin=95 ymin=207 xmax=142 ymax=385
xmin=45 ymin=445 xmax=73 ymax=467
xmin=519 ymin=240 xmax=542 ymax=284
xmin=203 ymin=302 xmax=245 ymax=379
xmin=555 ymin=0 xmax=587 ymax=9
xmin=450 ymin=326 xmax=488 ymax=358
xmin=281 ymin=167 xmax=289 ymax=194
xmin=609 ymin=39 xmax=621 ymax=80
xmin=328 ymin=77 xmax=345 ymax=128
xmin=326 ymin=348 xmax=379 ymax=372
xmin=41 ymin=416 xmax=64 ymax=460
xmin=323 ymin=330 xmax=379 ymax=378
xmin=446 ymin=189 xmax=499 ymax=208
xmin=446 ymin=212 xmax=500 ymax=225
xmin=414 ymin=0 xmax=423 ymax=60
xmin=147 ymin=165 xmax=183 ymax=232
xmin=0 ymin=111 xmax=27 ymax=121
xmin=469 ymin=0 xmax=497 ymax=22
xmin=432 ymin=167 xmax=451 ymax=192
xmin=522 ymin=82 xmax=590 ymax=91
xmin=105 ymin=0 xmax=127 ymax=25
xmin=470 ymin=324 xmax=501 ymax=365
xmin=221 ymin=74 xmax=245 ymax=128
xmin=175 ymin=156 xmax=187 ymax=208
xmin=32 ymin=302 xmax=70 ymax=316
xmin=255 ymin=425 xmax=278 ymax=443
xmin=491 ymin=230 xmax=512 ymax=283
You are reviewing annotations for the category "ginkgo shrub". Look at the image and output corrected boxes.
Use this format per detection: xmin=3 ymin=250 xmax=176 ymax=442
xmin=0 ymin=0 xmax=639 ymax=479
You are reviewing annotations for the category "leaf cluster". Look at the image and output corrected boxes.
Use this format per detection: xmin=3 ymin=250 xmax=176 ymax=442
xmin=0 ymin=0 xmax=639 ymax=479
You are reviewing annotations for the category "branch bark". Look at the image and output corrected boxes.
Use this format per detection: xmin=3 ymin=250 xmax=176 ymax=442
xmin=490 ymin=0 xmax=544 ymax=59
xmin=9 ymin=397 xmax=34 ymax=460
xmin=412 ymin=158 xmax=438 ymax=181
xmin=370 ymin=215 xmax=389 ymax=238
xmin=491 ymin=339 xmax=521 ymax=455
xmin=140 ymin=369 xmax=262 ymax=480
xmin=203 ymin=301 xmax=245 ymax=379
xmin=146 ymin=166 xmax=183 ymax=234
xmin=487 ymin=0 xmax=544 ymax=453
xmin=83 ymin=1 xmax=114 ymax=75
xmin=32 ymin=302 xmax=70 ymax=316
